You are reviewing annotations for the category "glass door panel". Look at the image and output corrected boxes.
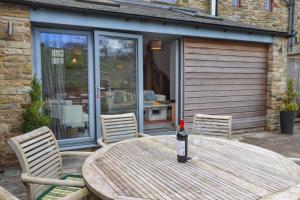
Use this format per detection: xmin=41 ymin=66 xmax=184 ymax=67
xmin=99 ymin=36 xmax=137 ymax=114
xmin=39 ymin=31 xmax=94 ymax=143
xmin=95 ymin=31 xmax=143 ymax=138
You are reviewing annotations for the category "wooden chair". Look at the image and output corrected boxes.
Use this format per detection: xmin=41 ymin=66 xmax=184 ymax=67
xmin=97 ymin=113 xmax=149 ymax=146
xmin=192 ymin=113 xmax=232 ymax=139
xmin=7 ymin=126 xmax=93 ymax=200
xmin=0 ymin=186 xmax=19 ymax=200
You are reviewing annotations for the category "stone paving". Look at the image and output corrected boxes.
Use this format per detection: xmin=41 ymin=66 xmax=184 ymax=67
xmin=240 ymin=121 xmax=300 ymax=162
xmin=1 ymin=121 xmax=300 ymax=199
xmin=0 ymin=156 xmax=86 ymax=200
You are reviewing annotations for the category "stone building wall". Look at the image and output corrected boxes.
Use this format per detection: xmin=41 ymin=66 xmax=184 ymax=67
xmin=168 ymin=0 xmax=289 ymax=32
xmin=217 ymin=0 xmax=289 ymax=32
xmin=0 ymin=3 xmax=32 ymax=170
xmin=177 ymin=0 xmax=209 ymax=13
xmin=267 ymin=37 xmax=289 ymax=131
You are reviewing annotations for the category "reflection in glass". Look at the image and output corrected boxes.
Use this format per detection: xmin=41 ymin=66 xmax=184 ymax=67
xmin=99 ymin=36 xmax=137 ymax=114
xmin=40 ymin=32 xmax=89 ymax=140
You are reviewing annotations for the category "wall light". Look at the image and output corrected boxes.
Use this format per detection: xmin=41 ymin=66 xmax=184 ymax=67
xmin=150 ymin=40 xmax=163 ymax=51
xmin=71 ymin=49 xmax=81 ymax=65
xmin=8 ymin=21 xmax=13 ymax=35
xmin=72 ymin=55 xmax=78 ymax=65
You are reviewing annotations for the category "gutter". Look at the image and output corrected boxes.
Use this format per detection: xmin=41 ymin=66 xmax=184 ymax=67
xmin=1 ymin=0 xmax=289 ymax=37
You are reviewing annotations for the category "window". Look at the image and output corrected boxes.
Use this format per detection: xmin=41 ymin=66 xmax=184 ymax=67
xmin=39 ymin=31 xmax=91 ymax=140
xmin=266 ymin=0 xmax=273 ymax=11
xmin=232 ymin=0 xmax=240 ymax=7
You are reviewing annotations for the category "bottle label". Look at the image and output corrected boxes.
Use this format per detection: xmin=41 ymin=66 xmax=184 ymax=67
xmin=176 ymin=140 xmax=185 ymax=156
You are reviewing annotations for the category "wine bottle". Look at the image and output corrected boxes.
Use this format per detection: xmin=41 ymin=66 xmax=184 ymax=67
xmin=176 ymin=119 xmax=188 ymax=163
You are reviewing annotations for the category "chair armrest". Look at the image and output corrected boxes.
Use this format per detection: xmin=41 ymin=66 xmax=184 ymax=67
xmin=137 ymin=133 xmax=150 ymax=137
xmin=60 ymin=151 xmax=93 ymax=157
xmin=97 ymin=137 xmax=107 ymax=147
xmin=59 ymin=188 xmax=89 ymax=200
xmin=21 ymin=173 xmax=85 ymax=187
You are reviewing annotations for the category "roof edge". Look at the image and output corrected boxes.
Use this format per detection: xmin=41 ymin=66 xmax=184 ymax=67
xmin=2 ymin=0 xmax=289 ymax=37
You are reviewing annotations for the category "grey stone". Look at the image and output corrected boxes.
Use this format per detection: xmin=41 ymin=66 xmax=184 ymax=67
xmin=0 ymin=123 xmax=9 ymax=134
xmin=0 ymin=103 xmax=21 ymax=110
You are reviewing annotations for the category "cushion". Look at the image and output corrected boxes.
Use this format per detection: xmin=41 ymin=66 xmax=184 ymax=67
xmin=144 ymin=90 xmax=156 ymax=101
xmin=37 ymin=175 xmax=83 ymax=200
xmin=144 ymin=101 xmax=153 ymax=106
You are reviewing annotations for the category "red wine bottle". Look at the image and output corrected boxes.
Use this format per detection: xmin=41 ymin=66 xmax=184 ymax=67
xmin=176 ymin=119 xmax=188 ymax=163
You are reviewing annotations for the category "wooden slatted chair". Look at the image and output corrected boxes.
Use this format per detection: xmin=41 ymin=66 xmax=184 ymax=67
xmin=0 ymin=186 xmax=19 ymax=200
xmin=7 ymin=126 xmax=92 ymax=200
xmin=192 ymin=113 xmax=232 ymax=139
xmin=97 ymin=113 xmax=149 ymax=146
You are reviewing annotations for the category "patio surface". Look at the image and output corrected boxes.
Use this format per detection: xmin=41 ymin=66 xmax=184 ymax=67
xmin=0 ymin=156 xmax=87 ymax=200
xmin=0 ymin=121 xmax=299 ymax=200
xmin=240 ymin=120 xmax=300 ymax=163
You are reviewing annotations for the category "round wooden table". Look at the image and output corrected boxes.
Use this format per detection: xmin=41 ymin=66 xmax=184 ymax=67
xmin=83 ymin=136 xmax=300 ymax=200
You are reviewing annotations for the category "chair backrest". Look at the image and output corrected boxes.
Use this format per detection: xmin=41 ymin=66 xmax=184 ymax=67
xmin=100 ymin=113 xmax=138 ymax=144
xmin=7 ymin=127 xmax=63 ymax=200
xmin=192 ymin=114 xmax=232 ymax=139
xmin=0 ymin=186 xmax=19 ymax=200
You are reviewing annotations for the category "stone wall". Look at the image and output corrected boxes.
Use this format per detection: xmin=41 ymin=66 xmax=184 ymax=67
xmin=177 ymin=0 xmax=209 ymax=13
xmin=218 ymin=0 xmax=289 ymax=32
xmin=166 ymin=0 xmax=289 ymax=32
xmin=267 ymin=37 xmax=288 ymax=131
xmin=0 ymin=3 xmax=32 ymax=170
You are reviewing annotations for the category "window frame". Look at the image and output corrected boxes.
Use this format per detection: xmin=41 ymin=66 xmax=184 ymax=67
xmin=232 ymin=0 xmax=240 ymax=7
xmin=265 ymin=0 xmax=273 ymax=11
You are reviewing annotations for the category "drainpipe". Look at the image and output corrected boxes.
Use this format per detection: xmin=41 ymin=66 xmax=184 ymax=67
xmin=288 ymin=0 xmax=296 ymax=52
xmin=211 ymin=0 xmax=217 ymax=16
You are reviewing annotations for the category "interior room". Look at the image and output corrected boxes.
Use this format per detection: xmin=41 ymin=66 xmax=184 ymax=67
xmin=143 ymin=35 xmax=179 ymax=134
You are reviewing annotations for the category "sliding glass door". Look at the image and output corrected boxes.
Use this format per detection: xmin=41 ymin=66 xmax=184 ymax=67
xmin=34 ymin=29 xmax=95 ymax=147
xmin=34 ymin=29 xmax=142 ymax=147
xmin=94 ymin=31 xmax=143 ymax=138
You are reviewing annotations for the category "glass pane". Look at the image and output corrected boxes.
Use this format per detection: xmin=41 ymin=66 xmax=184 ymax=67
xmin=265 ymin=0 xmax=272 ymax=11
xmin=40 ymin=32 xmax=89 ymax=140
xmin=232 ymin=0 xmax=240 ymax=6
xmin=99 ymin=36 xmax=137 ymax=114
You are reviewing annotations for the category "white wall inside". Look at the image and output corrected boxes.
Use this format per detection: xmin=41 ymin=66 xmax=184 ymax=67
xmin=143 ymin=37 xmax=177 ymax=100
xmin=152 ymin=42 xmax=171 ymax=79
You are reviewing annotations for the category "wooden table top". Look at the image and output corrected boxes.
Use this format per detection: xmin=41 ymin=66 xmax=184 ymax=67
xmin=82 ymin=136 xmax=300 ymax=200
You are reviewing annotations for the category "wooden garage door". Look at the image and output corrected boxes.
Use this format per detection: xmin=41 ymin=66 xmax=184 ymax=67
xmin=184 ymin=38 xmax=268 ymax=132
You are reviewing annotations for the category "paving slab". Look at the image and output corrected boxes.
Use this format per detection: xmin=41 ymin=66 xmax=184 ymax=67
xmin=0 ymin=157 xmax=85 ymax=200
xmin=239 ymin=122 xmax=300 ymax=164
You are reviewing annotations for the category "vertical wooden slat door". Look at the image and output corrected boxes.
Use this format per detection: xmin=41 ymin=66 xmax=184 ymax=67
xmin=184 ymin=38 xmax=268 ymax=132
